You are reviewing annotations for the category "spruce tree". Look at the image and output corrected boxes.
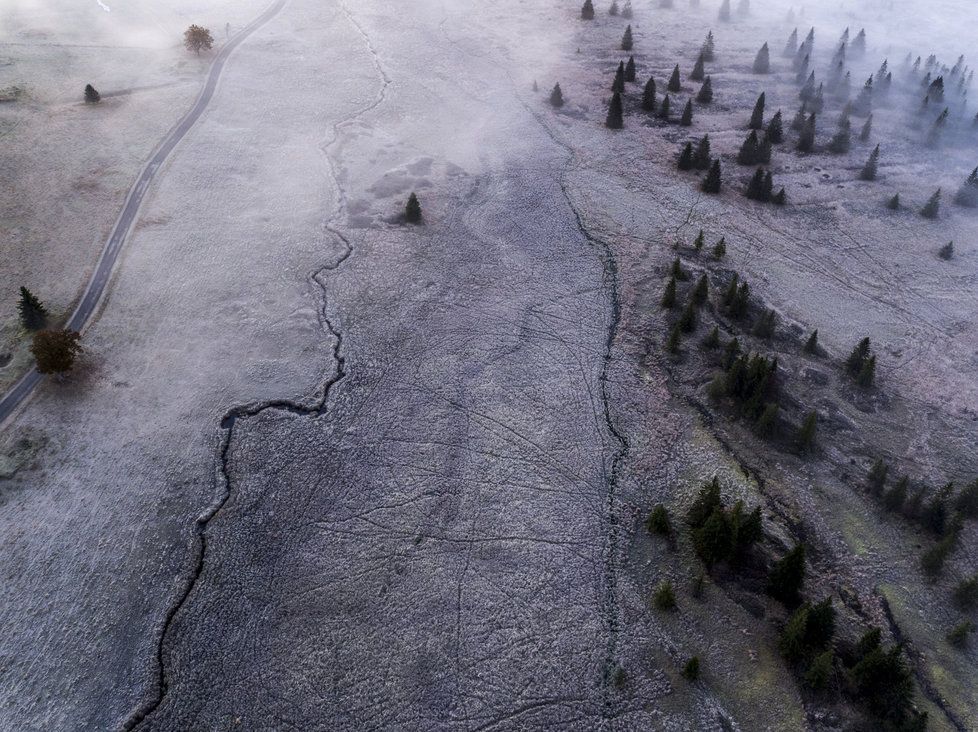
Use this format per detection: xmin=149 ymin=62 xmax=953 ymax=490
xmin=670 ymin=256 xmax=688 ymax=281
xmin=718 ymin=0 xmax=731 ymax=22
xmin=696 ymin=76 xmax=713 ymax=104
xmin=828 ymin=116 xmax=851 ymax=154
xmin=606 ymin=91 xmax=624 ymax=129
xmin=886 ymin=193 xmax=901 ymax=210
xmin=953 ymin=167 xmax=978 ymax=207
xmin=797 ymin=113 xmax=816 ymax=152
xmin=737 ymin=130 xmax=760 ymax=165
xmin=692 ymin=274 xmax=709 ymax=306
xmin=641 ymin=77 xmax=657 ymax=112
xmin=621 ymin=25 xmax=633 ymax=51
xmin=803 ymin=330 xmax=818 ymax=354
xmin=84 ymin=84 xmax=101 ymax=104
xmin=678 ymin=142 xmax=694 ymax=170
xmin=679 ymin=299 xmax=697 ymax=333
xmin=755 ymin=402 xmax=779 ymax=437
xmin=702 ymin=159 xmax=722 ymax=194
xmin=797 ymin=410 xmax=818 ymax=451
xmin=625 ymin=56 xmax=636 ymax=83
xmin=405 ymin=192 xmax=423 ymax=223
xmin=666 ymin=324 xmax=682 ymax=353
xmin=668 ymin=64 xmax=682 ymax=92
xmin=853 ymin=77 xmax=873 ymax=117
xmin=612 ymin=62 xmax=625 ymax=93
xmin=884 ymin=476 xmax=908 ymax=512
xmin=646 ymin=504 xmax=671 ymax=535
xmin=766 ymin=110 xmax=784 ymax=143
xmin=867 ymin=458 xmax=889 ymax=495
xmin=846 ymin=337 xmax=871 ymax=375
xmin=702 ymin=31 xmax=715 ymax=62
xmin=856 ymin=353 xmax=877 ymax=390
xmin=939 ymin=241 xmax=954 ymax=260
xmin=682 ymin=656 xmax=700 ymax=681
xmin=17 ymin=287 xmax=48 ymax=331
xmin=746 ymin=167 xmax=767 ymax=200
xmin=609 ymin=0 xmax=619 ymax=15
xmin=772 ymin=187 xmax=786 ymax=205
xmin=662 ymin=276 xmax=678 ymax=308
xmin=790 ymin=103 xmax=807 ymax=131
xmin=658 ymin=94 xmax=671 ymax=120
xmin=712 ymin=236 xmax=726 ymax=259
xmin=859 ymin=114 xmax=873 ymax=142
xmin=693 ymin=135 xmax=711 ymax=169
xmin=693 ymin=229 xmax=705 ymax=251
xmin=768 ymin=544 xmax=806 ymax=604
xmin=680 ymin=100 xmax=693 ymax=126
xmin=691 ymin=53 xmax=705 ymax=82
xmin=753 ymin=43 xmax=770 ymax=74
xmin=921 ymin=188 xmax=941 ymax=219
xmin=748 ymin=92 xmax=765 ymax=129
xmin=859 ymin=145 xmax=880 ymax=181
xmin=703 ymin=326 xmax=720 ymax=349
xmin=549 ymin=83 xmax=565 ymax=108
xmin=783 ymin=28 xmax=798 ymax=59
xmin=581 ymin=0 xmax=595 ymax=19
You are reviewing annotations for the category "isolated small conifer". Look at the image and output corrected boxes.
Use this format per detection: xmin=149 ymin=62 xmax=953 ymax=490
xmin=549 ymin=83 xmax=565 ymax=108
xmin=772 ymin=187 xmax=786 ymax=205
xmin=666 ymin=324 xmax=682 ymax=353
xmin=680 ymin=100 xmax=693 ymax=126
xmin=766 ymin=110 xmax=784 ymax=143
xmin=753 ymin=43 xmax=770 ymax=74
xmin=846 ymin=337 xmax=871 ymax=375
xmin=405 ymin=192 xmax=423 ymax=223
xmin=691 ymin=53 xmax=705 ymax=82
xmin=712 ymin=236 xmax=726 ymax=259
xmin=681 ymin=656 xmax=700 ymax=681
xmin=939 ymin=241 xmax=954 ymax=260
xmin=641 ymin=77 xmax=657 ymax=112
xmin=954 ymin=167 xmax=978 ymax=207
xmin=797 ymin=410 xmax=818 ymax=451
xmin=718 ymin=0 xmax=731 ymax=22
xmin=860 ymin=114 xmax=873 ymax=141
xmin=702 ymin=159 xmax=722 ymax=193
xmin=668 ymin=65 xmax=682 ymax=92
xmin=702 ymin=31 xmax=716 ymax=62
xmin=662 ymin=276 xmax=678 ymax=308
xmin=606 ymin=92 xmax=624 ymax=128
xmin=17 ymin=287 xmax=49 ymax=331
xmin=803 ymin=330 xmax=818 ymax=354
xmin=696 ymin=76 xmax=713 ymax=104
xmin=658 ymin=94 xmax=671 ymax=120
xmin=621 ymin=25 xmax=633 ymax=51
xmin=693 ymin=230 xmax=705 ymax=251
xmin=612 ymin=62 xmax=625 ymax=93
xmin=678 ymin=142 xmax=694 ymax=170
xmin=746 ymin=167 xmax=767 ymax=200
xmin=703 ymin=326 xmax=720 ymax=349
xmin=886 ymin=193 xmax=901 ymax=210
xmin=692 ymin=274 xmax=709 ymax=305
xmin=581 ymin=0 xmax=595 ymax=19
xmin=797 ymin=113 xmax=816 ymax=152
xmin=625 ymin=56 xmax=637 ymax=82
xmin=859 ymin=145 xmax=880 ymax=181
xmin=693 ymin=135 xmax=711 ymax=169
xmin=783 ymin=28 xmax=798 ymax=58
xmin=84 ymin=84 xmax=100 ymax=104
xmin=749 ymin=93 xmax=765 ymax=129
xmin=921 ymin=188 xmax=941 ymax=219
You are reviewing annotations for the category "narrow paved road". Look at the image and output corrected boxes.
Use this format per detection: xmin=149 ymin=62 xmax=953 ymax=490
xmin=0 ymin=0 xmax=287 ymax=427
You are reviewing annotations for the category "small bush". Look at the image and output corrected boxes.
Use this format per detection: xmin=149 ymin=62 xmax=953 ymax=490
xmin=947 ymin=620 xmax=974 ymax=648
xmin=681 ymin=656 xmax=700 ymax=680
xmin=654 ymin=580 xmax=677 ymax=611
xmin=646 ymin=504 xmax=672 ymax=536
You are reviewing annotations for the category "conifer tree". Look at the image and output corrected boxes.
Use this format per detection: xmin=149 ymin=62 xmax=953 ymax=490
xmin=799 ymin=72 xmax=816 ymax=101
xmin=859 ymin=145 xmax=880 ymax=181
xmin=738 ymin=130 xmax=760 ymax=165
xmin=851 ymin=28 xmax=866 ymax=58
xmin=702 ymin=31 xmax=715 ymax=62
xmin=803 ymin=330 xmax=818 ymax=354
xmin=846 ymin=337 xmax=871 ymax=375
xmin=702 ymin=159 xmax=722 ymax=193
xmin=828 ymin=112 xmax=851 ymax=154
xmin=953 ymin=167 xmax=978 ymax=207
xmin=867 ymin=458 xmax=889 ymax=495
xmin=646 ymin=504 xmax=671 ymax=535
xmin=405 ymin=192 xmax=423 ymax=223
xmin=641 ymin=77 xmax=657 ymax=112
xmin=679 ymin=298 xmax=697 ymax=333
xmin=748 ymin=92 xmax=765 ymax=129
xmin=17 ymin=287 xmax=49 ymax=331
xmin=693 ymin=135 xmax=711 ymax=169
xmin=693 ymin=230 xmax=705 ymax=251
xmin=859 ymin=114 xmax=873 ymax=142
xmin=609 ymin=0 xmax=619 ymax=15
xmin=691 ymin=53 xmax=705 ymax=82
xmin=712 ymin=236 xmax=726 ymax=259
xmin=668 ymin=64 xmax=682 ymax=92
xmin=755 ymin=402 xmax=779 ymax=437
xmin=549 ymin=83 xmax=565 ymax=108
xmin=857 ymin=355 xmax=876 ymax=387
xmin=678 ymin=142 xmax=694 ymax=170
xmin=84 ymin=84 xmax=100 ymax=104
xmin=652 ymin=95 xmax=669 ymax=123
xmin=797 ymin=410 xmax=818 ymax=451
xmin=886 ymin=193 xmax=901 ymax=210
xmin=682 ymin=656 xmax=700 ymax=681
xmin=670 ymin=256 xmax=688 ymax=281
xmin=612 ymin=62 xmax=625 ymax=93
xmin=692 ymin=274 xmax=709 ymax=306
xmin=797 ymin=113 xmax=816 ymax=152
xmin=939 ymin=241 xmax=954 ymax=260
xmin=606 ymin=91 xmax=624 ymax=129
xmin=883 ymin=476 xmax=909 ymax=512
xmin=680 ymin=100 xmax=693 ymax=126
xmin=853 ymin=76 xmax=873 ymax=116
xmin=753 ymin=43 xmax=770 ymax=74
xmin=921 ymin=188 xmax=941 ymax=219
xmin=746 ymin=167 xmax=767 ymax=200
xmin=696 ymin=76 xmax=713 ymax=103
xmin=581 ymin=0 xmax=595 ymax=19
xmin=703 ymin=326 xmax=720 ymax=349
xmin=666 ymin=324 xmax=682 ymax=353
xmin=790 ymin=103 xmax=807 ymax=131
xmin=766 ymin=110 xmax=784 ymax=143
xmin=662 ymin=276 xmax=678 ymax=308
xmin=718 ymin=0 xmax=731 ymax=22
xmin=625 ymin=56 xmax=637 ymax=82
xmin=621 ymin=25 xmax=633 ymax=51
xmin=768 ymin=544 xmax=806 ymax=604
xmin=783 ymin=28 xmax=798 ymax=58
xmin=621 ymin=0 xmax=633 ymax=18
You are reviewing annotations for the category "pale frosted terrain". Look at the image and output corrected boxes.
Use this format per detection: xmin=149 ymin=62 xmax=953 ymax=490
xmin=1 ymin=0 xmax=977 ymax=730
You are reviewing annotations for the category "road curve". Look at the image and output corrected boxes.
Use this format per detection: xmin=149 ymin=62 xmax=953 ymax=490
xmin=0 ymin=0 xmax=288 ymax=428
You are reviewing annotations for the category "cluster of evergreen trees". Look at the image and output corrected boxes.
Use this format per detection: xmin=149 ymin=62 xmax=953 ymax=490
xmin=686 ymin=477 xmax=763 ymax=566
xmin=844 ymin=337 xmax=876 ymax=387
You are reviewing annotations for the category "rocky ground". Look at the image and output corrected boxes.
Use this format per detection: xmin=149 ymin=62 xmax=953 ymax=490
xmin=1 ymin=0 xmax=976 ymax=730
